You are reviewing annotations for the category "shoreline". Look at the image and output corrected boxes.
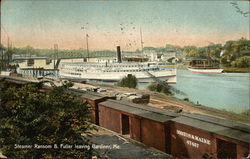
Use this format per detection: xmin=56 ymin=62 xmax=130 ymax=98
xmin=222 ymin=67 xmax=250 ymax=73
xmin=93 ymin=82 xmax=250 ymax=125
xmin=162 ymin=65 xmax=250 ymax=73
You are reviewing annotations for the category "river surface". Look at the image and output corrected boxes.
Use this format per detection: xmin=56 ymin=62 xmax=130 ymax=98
xmin=18 ymin=66 xmax=249 ymax=113
xmin=139 ymin=69 xmax=249 ymax=113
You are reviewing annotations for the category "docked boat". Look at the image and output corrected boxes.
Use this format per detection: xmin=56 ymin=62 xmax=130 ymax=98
xmin=0 ymin=71 xmax=11 ymax=76
xmin=59 ymin=46 xmax=176 ymax=83
xmin=188 ymin=58 xmax=223 ymax=74
xmin=59 ymin=62 xmax=176 ymax=83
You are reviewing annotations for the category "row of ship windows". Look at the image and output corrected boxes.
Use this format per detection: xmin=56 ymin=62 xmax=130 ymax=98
xmin=66 ymin=65 xmax=147 ymax=68
xmin=64 ymin=68 xmax=158 ymax=73
xmin=66 ymin=72 xmax=81 ymax=75
xmin=104 ymin=69 xmax=155 ymax=72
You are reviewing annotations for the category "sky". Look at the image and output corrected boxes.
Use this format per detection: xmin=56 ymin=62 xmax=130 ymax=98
xmin=1 ymin=0 xmax=250 ymax=51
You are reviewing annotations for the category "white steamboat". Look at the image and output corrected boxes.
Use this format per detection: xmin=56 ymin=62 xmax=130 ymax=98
xmin=59 ymin=46 xmax=176 ymax=83
xmin=59 ymin=61 xmax=176 ymax=83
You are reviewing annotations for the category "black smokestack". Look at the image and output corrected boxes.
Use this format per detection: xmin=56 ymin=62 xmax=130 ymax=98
xmin=117 ymin=46 xmax=122 ymax=63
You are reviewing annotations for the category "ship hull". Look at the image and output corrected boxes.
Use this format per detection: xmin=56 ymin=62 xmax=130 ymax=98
xmin=59 ymin=70 xmax=176 ymax=83
xmin=59 ymin=75 xmax=176 ymax=83
xmin=188 ymin=68 xmax=223 ymax=74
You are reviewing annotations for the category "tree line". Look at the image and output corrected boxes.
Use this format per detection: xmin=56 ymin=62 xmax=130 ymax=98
xmin=2 ymin=38 xmax=250 ymax=68
xmin=145 ymin=38 xmax=250 ymax=68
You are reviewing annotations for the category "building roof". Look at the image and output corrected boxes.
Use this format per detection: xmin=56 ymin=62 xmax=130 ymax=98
xmin=82 ymin=91 xmax=109 ymax=100
xmin=13 ymin=57 xmax=49 ymax=60
xmin=172 ymin=113 xmax=250 ymax=143
xmin=99 ymin=99 xmax=250 ymax=143
xmin=188 ymin=57 xmax=219 ymax=61
xmin=0 ymin=75 xmax=39 ymax=85
xmin=99 ymin=99 xmax=178 ymax=123
xmin=68 ymin=89 xmax=114 ymax=100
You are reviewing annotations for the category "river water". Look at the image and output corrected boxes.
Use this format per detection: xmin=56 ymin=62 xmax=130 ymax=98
xmin=139 ymin=69 xmax=249 ymax=113
xmin=18 ymin=65 xmax=249 ymax=113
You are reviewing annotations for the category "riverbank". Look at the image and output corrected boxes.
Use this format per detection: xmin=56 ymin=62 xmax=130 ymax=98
xmin=162 ymin=65 xmax=250 ymax=73
xmin=161 ymin=64 xmax=188 ymax=69
xmin=93 ymin=83 xmax=250 ymax=125
xmin=222 ymin=67 xmax=250 ymax=73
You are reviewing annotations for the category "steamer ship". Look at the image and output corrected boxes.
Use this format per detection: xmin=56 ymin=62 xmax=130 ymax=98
xmin=59 ymin=46 xmax=176 ymax=83
xmin=59 ymin=61 xmax=176 ymax=83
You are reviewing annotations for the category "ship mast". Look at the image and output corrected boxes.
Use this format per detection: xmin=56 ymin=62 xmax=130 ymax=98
xmin=81 ymin=26 xmax=89 ymax=62
xmin=53 ymin=44 xmax=58 ymax=69
xmin=140 ymin=27 xmax=144 ymax=54
xmin=86 ymin=33 xmax=89 ymax=61
xmin=207 ymin=42 xmax=214 ymax=67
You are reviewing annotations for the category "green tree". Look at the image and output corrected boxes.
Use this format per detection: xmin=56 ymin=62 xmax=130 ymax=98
xmin=0 ymin=81 xmax=94 ymax=159
xmin=183 ymin=46 xmax=200 ymax=57
xmin=165 ymin=44 xmax=182 ymax=52
xmin=117 ymin=75 xmax=137 ymax=88
xmin=147 ymin=82 xmax=172 ymax=95
xmin=207 ymin=44 xmax=223 ymax=58
xmin=221 ymin=38 xmax=250 ymax=66
xmin=143 ymin=47 xmax=156 ymax=51
xmin=231 ymin=56 xmax=250 ymax=68
xmin=241 ymin=109 xmax=250 ymax=117
xmin=0 ymin=44 xmax=5 ymax=71
xmin=24 ymin=45 xmax=36 ymax=56
xmin=0 ymin=44 xmax=5 ymax=51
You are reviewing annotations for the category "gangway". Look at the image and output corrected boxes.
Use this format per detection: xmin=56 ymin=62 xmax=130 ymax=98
xmin=137 ymin=63 xmax=172 ymax=89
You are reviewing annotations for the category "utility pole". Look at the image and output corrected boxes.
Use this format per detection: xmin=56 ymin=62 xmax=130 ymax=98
xmin=7 ymin=37 xmax=9 ymax=66
xmin=7 ymin=37 xmax=9 ymax=50
xmin=10 ymin=41 xmax=13 ymax=63
xmin=7 ymin=37 xmax=9 ymax=49
xmin=0 ymin=0 xmax=2 ymax=50
xmin=0 ymin=0 xmax=3 ymax=71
